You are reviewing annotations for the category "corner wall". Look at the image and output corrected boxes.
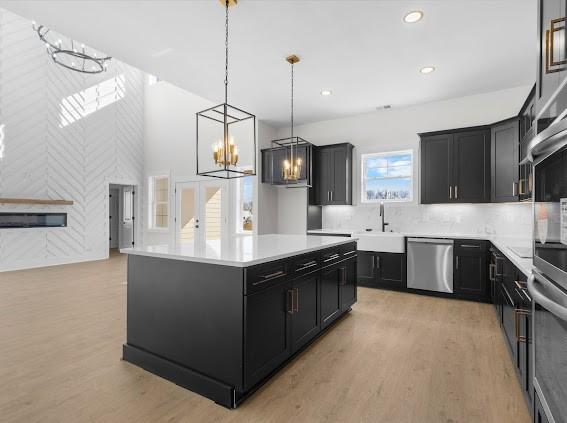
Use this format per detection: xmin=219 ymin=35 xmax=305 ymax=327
xmin=0 ymin=9 xmax=145 ymax=271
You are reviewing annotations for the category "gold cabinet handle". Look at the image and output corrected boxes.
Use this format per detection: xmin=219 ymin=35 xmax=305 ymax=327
xmin=449 ymin=186 xmax=453 ymax=199
xmin=512 ymin=182 xmax=518 ymax=197
xmin=293 ymin=288 xmax=299 ymax=313
xmin=489 ymin=263 xmax=496 ymax=282
xmin=454 ymin=185 xmax=458 ymax=199
xmin=287 ymin=289 xmax=294 ymax=314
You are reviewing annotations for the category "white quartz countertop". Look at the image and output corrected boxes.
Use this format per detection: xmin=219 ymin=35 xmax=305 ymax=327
xmin=120 ymin=234 xmax=357 ymax=267
xmin=307 ymin=229 xmax=534 ymax=276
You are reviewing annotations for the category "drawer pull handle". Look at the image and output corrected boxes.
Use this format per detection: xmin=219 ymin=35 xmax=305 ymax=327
xmin=323 ymin=254 xmax=340 ymax=262
xmin=254 ymin=270 xmax=286 ymax=285
xmin=489 ymin=263 xmax=496 ymax=282
xmin=460 ymin=244 xmax=480 ymax=249
xmin=343 ymin=250 xmax=357 ymax=256
xmin=297 ymin=261 xmax=318 ymax=271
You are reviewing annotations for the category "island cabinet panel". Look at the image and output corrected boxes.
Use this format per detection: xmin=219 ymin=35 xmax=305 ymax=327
xmin=125 ymin=255 xmax=245 ymax=389
xmin=290 ymin=272 xmax=321 ymax=352
xmin=124 ymin=241 xmax=357 ymax=409
xmin=340 ymin=256 xmax=357 ymax=311
xmin=244 ymin=281 xmax=292 ymax=390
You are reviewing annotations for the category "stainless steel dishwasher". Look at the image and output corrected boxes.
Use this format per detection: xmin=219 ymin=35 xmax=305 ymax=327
xmin=407 ymin=238 xmax=454 ymax=293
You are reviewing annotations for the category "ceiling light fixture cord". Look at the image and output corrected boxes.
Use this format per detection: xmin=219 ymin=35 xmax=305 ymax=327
xmin=290 ymin=60 xmax=294 ymax=161
xmin=225 ymin=0 xmax=229 ymax=104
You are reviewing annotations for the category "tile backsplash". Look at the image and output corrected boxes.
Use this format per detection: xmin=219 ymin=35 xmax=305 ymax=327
xmin=323 ymin=203 xmax=532 ymax=239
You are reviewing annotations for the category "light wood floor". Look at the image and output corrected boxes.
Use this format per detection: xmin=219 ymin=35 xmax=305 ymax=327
xmin=0 ymin=252 xmax=531 ymax=423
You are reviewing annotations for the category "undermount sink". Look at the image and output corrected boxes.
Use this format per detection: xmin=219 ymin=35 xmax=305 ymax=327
xmin=354 ymin=232 xmax=405 ymax=253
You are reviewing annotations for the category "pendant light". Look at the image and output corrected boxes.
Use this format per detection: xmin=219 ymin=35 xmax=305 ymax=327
xmin=270 ymin=55 xmax=312 ymax=187
xmin=196 ymin=0 xmax=256 ymax=179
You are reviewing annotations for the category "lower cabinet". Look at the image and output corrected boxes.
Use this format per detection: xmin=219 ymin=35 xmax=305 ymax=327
xmin=320 ymin=263 xmax=343 ymax=329
xmin=357 ymin=251 xmax=405 ymax=289
xmin=245 ymin=250 xmax=358 ymax=390
xmin=454 ymin=253 xmax=488 ymax=299
xmin=290 ymin=272 xmax=320 ymax=352
xmin=244 ymin=281 xmax=292 ymax=389
xmin=340 ymin=256 xmax=357 ymax=311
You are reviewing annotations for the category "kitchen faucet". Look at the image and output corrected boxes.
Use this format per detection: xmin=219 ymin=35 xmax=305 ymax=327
xmin=379 ymin=202 xmax=389 ymax=232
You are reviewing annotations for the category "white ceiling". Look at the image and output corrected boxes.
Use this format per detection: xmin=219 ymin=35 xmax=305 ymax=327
xmin=0 ymin=0 xmax=536 ymax=127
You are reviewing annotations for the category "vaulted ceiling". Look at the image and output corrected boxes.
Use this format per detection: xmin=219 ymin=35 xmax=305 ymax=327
xmin=0 ymin=0 xmax=536 ymax=127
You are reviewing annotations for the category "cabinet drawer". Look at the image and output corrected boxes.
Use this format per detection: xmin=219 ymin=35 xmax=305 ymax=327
xmin=292 ymin=252 xmax=321 ymax=276
xmin=320 ymin=248 xmax=342 ymax=267
xmin=245 ymin=259 xmax=291 ymax=295
xmin=454 ymin=239 xmax=487 ymax=253
xmin=340 ymin=242 xmax=357 ymax=259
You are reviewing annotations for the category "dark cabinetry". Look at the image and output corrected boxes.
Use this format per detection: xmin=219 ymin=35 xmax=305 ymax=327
xmin=489 ymin=246 xmax=533 ymax=415
xmin=453 ymin=240 xmax=488 ymax=300
xmin=420 ymin=128 xmax=490 ymax=204
xmin=491 ymin=119 xmax=519 ymax=202
xmin=244 ymin=280 xmax=292 ymax=389
xmin=245 ymin=244 xmax=357 ymax=389
xmin=315 ymin=143 xmax=353 ymax=205
xmin=357 ymin=251 xmax=405 ymax=289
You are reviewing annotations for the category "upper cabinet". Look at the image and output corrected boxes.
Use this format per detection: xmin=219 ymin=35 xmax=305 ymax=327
xmin=313 ymin=143 xmax=354 ymax=206
xmin=420 ymin=127 xmax=490 ymax=204
xmin=491 ymin=118 xmax=519 ymax=203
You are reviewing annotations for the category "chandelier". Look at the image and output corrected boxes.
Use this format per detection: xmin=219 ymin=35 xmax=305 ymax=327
xmin=196 ymin=0 xmax=256 ymax=179
xmin=32 ymin=21 xmax=111 ymax=74
xmin=270 ymin=55 xmax=312 ymax=186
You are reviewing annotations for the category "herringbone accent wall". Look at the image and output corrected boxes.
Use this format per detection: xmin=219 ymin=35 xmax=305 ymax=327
xmin=0 ymin=8 xmax=145 ymax=271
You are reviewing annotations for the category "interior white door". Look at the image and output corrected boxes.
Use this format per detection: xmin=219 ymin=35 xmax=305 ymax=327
xmin=109 ymin=188 xmax=119 ymax=249
xmin=176 ymin=181 xmax=228 ymax=245
xmin=120 ymin=186 xmax=135 ymax=248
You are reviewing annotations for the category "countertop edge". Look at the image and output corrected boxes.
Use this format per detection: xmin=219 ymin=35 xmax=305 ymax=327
xmin=120 ymin=237 xmax=358 ymax=268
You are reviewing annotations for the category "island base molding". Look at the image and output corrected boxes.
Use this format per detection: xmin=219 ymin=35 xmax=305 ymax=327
xmin=123 ymin=308 xmax=353 ymax=409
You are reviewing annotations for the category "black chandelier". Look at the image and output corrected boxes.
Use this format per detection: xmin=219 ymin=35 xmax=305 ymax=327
xmin=196 ymin=0 xmax=257 ymax=179
xmin=32 ymin=21 xmax=112 ymax=74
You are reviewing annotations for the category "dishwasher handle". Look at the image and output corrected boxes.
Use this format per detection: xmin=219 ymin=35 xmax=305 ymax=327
xmin=407 ymin=238 xmax=454 ymax=245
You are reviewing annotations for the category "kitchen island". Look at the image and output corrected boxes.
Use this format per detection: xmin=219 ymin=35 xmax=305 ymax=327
xmin=121 ymin=234 xmax=358 ymax=408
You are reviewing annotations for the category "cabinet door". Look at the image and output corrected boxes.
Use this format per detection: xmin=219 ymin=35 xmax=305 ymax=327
xmin=340 ymin=257 xmax=357 ymax=311
xmin=320 ymin=264 xmax=341 ymax=328
xmin=454 ymin=253 xmax=487 ymax=299
xmin=244 ymin=281 xmax=291 ymax=389
xmin=317 ymin=148 xmax=332 ymax=205
xmin=376 ymin=253 xmax=405 ymax=289
xmin=452 ymin=129 xmax=490 ymax=203
xmin=330 ymin=146 xmax=348 ymax=205
xmin=501 ymin=285 xmax=517 ymax=361
xmin=357 ymin=251 xmax=377 ymax=287
xmin=291 ymin=272 xmax=320 ymax=352
xmin=420 ymin=134 xmax=452 ymax=203
xmin=491 ymin=120 xmax=519 ymax=202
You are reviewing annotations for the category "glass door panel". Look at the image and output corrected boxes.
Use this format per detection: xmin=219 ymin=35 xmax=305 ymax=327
xmin=177 ymin=183 xmax=198 ymax=243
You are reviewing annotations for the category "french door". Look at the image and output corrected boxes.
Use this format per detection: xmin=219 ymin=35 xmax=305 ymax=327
xmin=175 ymin=181 xmax=228 ymax=245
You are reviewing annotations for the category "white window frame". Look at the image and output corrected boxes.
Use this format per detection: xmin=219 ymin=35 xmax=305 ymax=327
xmin=360 ymin=149 xmax=413 ymax=204
xmin=148 ymin=174 xmax=170 ymax=231
xmin=235 ymin=172 xmax=255 ymax=234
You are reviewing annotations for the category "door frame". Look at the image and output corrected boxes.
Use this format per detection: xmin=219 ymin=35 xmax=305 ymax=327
xmin=175 ymin=180 xmax=229 ymax=245
xmin=106 ymin=179 xmax=139 ymax=258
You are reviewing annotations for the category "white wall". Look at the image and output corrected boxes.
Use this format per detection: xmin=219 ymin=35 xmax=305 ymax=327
xmin=144 ymin=80 xmax=279 ymax=243
xmin=275 ymin=85 xmax=533 ymax=238
xmin=0 ymin=8 xmax=145 ymax=271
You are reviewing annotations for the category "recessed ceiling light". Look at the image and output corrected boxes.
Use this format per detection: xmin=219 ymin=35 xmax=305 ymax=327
xmin=403 ymin=11 xmax=423 ymax=23
xmin=419 ymin=66 xmax=436 ymax=74
xmin=320 ymin=89 xmax=333 ymax=96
